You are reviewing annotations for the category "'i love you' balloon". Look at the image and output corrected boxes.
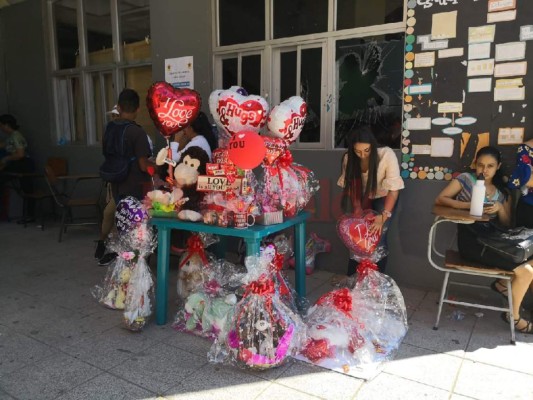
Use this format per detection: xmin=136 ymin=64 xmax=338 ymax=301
xmin=146 ymin=82 xmax=201 ymax=138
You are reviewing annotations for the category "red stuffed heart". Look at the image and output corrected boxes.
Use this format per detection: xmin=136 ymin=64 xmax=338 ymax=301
xmin=146 ymin=82 xmax=201 ymax=138
xmin=337 ymin=211 xmax=381 ymax=257
xmin=262 ymin=137 xmax=288 ymax=166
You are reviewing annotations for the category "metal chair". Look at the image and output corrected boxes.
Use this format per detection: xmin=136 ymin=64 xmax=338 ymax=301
xmin=44 ymin=165 xmax=103 ymax=242
xmin=428 ymin=207 xmax=516 ymax=344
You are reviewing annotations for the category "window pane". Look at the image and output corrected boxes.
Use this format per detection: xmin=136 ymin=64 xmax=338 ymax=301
xmin=274 ymin=0 xmax=328 ymax=39
xmin=219 ymin=0 xmax=265 ymax=46
xmin=337 ymin=0 xmax=403 ymax=30
xmin=54 ymin=0 xmax=78 ymax=70
xmin=91 ymin=72 xmax=115 ymax=143
xmin=280 ymin=51 xmax=296 ymax=102
xmin=334 ymin=34 xmax=405 ymax=149
xmin=124 ymin=66 xmax=154 ymax=139
xmin=119 ymin=0 xmax=151 ymax=62
xmin=85 ymin=0 xmax=113 ymax=65
xmin=299 ymin=47 xmax=322 ymax=143
xmin=241 ymin=55 xmax=261 ymax=95
xmin=222 ymin=58 xmax=238 ymax=89
xmin=57 ymin=76 xmax=85 ymax=144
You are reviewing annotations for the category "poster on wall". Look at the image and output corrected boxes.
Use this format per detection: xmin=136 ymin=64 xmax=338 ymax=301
xmin=401 ymin=0 xmax=532 ymax=181
xmin=165 ymin=56 xmax=194 ymax=89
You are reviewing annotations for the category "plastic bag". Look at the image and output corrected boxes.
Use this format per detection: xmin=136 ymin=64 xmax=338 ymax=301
xmin=123 ymin=255 xmax=155 ymax=331
xmin=173 ymin=259 xmax=246 ymax=340
xmin=297 ymin=260 xmax=407 ymax=379
xmin=208 ymin=254 xmax=306 ymax=370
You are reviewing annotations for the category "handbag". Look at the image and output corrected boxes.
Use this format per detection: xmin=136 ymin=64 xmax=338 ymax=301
xmin=476 ymin=225 xmax=533 ymax=264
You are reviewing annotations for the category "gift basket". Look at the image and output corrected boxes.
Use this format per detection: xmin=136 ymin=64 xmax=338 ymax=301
xmin=208 ymin=253 xmax=306 ymax=370
xmin=173 ymin=258 xmax=247 ymax=340
xmin=92 ymin=197 xmax=157 ymax=332
xmin=295 ymin=209 xmax=408 ymax=379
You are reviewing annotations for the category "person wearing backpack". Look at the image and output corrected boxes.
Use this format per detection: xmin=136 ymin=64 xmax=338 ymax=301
xmin=97 ymin=89 xmax=153 ymax=265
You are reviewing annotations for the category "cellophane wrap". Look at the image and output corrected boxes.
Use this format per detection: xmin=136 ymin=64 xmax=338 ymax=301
xmin=351 ymin=260 xmax=408 ymax=362
xmin=208 ymin=254 xmax=306 ymax=370
xmin=257 ymin=154 xmax=320 ymax=218
xmin=123 ymin=257 xmax=154 ymax=331
xmin=91 ymin=224 xmax=155 ymax=311
xmin=173 ymin=259 xmax=247 ymax=341
xmin=91 ymin=254 xmax=133 ymax=310
xmin=297 ymin=260 xmax=407 ymax=379
xmin=176 ymin=234 xmax=218 ymax=302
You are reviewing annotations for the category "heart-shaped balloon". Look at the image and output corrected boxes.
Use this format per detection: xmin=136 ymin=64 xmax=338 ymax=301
xmin=267 ymin=96 xmax=307 ymax=143
xmin=262 ymin=137 xmax=288 ymax=166
xmin=215 ymin=90 xmax=269 ymax=136
xmin=146 ymin=82 xmax=201 ymax=138
xmin=337 ymin=211 xmax=381 ymax=257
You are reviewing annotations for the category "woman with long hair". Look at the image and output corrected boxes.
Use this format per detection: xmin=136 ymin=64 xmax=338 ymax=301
xmin=337 ymin=125 xmax=404 ymax=276
xmin=168 ymin=111 xmax=218 ymax=162
xmin=435 ymin=146 xmax=533 ymax=334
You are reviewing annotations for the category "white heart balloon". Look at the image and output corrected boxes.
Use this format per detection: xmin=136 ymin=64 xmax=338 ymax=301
xmin=266 ymin=96 xmax=307 ymax=143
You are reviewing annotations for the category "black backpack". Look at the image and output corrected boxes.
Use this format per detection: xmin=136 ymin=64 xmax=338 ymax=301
xmin=99 ymin=121 xmax=136 ymax=183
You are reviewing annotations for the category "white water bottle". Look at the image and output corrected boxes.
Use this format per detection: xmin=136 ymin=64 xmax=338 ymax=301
xmin=470 ymin=174 xmax=486 ymax=217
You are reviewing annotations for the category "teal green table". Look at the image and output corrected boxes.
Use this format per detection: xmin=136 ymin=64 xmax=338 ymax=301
xmin=150 ymin=211 xmax=310 ymax=325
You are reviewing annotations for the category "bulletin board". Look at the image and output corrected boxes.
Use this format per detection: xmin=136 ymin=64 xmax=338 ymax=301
xmin=401 ymin=0 xmax=533 ymax=180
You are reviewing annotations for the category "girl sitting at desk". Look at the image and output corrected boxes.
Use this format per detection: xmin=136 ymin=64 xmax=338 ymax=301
xmin=435 ymin=146 xmax=533 ymax=334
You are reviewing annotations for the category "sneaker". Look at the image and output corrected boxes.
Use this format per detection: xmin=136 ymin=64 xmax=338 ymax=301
xmin=94 ymin=240 xmax=106 ymax=259
xmin=98 ymin=252 xmax=118 ymax=266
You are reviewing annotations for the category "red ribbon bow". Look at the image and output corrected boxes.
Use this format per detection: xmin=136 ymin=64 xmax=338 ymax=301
xmin=178 ymin=235 xmax=208 ymax=269
xmin=245 ymin=278 xmax=275 ymax=296
xmin=357 ymin=259 xmax=379 ymax=281
xmin=316 ymin=288 xmax=353 ymax=318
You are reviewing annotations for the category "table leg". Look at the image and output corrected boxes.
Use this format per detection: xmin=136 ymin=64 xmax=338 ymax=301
xmin=245 ymin=238 xmax=260 ymax=258
xmin=294 ymin=220 xmax=306 ymax=299
xmin=156 ymin=226 xmax=171 ymax=325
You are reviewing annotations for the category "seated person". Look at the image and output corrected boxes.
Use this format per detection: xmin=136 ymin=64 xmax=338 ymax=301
xmin=508 ymin=138 xmax=533 ymax=228
xmin=0 ymin=114 xmax=35 ymax=223
xmin=435 ymin=146 xmax=533 ymax=334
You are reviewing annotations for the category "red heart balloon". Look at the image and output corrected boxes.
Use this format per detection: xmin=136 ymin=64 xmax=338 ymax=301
xmin=262 ymin=137 xmax=288 ymax=166
xmin=146 ymin=82 xmax=201 ymax=138
xmin=337 ymin=211 xmax=381 ymax=257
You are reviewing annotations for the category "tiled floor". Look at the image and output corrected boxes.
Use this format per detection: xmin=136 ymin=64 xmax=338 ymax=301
xmin=1 ymin=220 xmax=532 ymax=400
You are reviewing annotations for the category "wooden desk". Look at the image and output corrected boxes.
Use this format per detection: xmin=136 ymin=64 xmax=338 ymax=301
xmin=150 ymin=211 xmax=310 ymax=325
xmin=432 ymin=205 xmax=490 ymax=222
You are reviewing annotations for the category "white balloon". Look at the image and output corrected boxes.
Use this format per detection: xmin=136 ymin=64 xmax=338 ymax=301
xmin=266 ymin=96 xmax=307 ymax=143
xmin=214 ymin=90 xmax=269 ymax=136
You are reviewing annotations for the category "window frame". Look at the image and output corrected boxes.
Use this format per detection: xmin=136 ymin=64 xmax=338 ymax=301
xmin=212 ymin=0 xmax=406 ymax=150
xmin=46 ymin=0 xmax=151 ymax=147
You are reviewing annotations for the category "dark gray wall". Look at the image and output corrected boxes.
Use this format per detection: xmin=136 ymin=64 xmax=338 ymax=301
xmin=0 ymin=0 xmax=51 ymax=169
xmin=150 ymin=0 xmax=213 ymax=151
xmin=0 ymin=0 xmax=452 ymax=290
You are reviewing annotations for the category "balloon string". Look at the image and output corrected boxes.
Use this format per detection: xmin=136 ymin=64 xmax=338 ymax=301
xmin=166 ymin=138 xmax=175 ymax=186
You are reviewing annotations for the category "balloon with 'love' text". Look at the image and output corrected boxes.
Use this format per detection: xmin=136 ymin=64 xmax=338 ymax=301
xmin=146 ymin=82 xmax=201 ymax=138
xmin=228 ymin=131 xmax=266 ymax=170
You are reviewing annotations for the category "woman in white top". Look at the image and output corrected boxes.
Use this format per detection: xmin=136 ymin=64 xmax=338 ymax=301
xmin=338 ymin=126 xmax=404 ymax=274
xmin=168 ymin=111 xmax=217 ymax=162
